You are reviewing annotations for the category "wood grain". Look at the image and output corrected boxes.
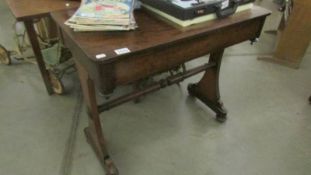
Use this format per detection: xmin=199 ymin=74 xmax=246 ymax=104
xmin=52 ymin=6 xmax=271 ymax=63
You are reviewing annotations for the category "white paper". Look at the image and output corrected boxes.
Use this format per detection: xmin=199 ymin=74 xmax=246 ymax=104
xmin=114 ymin=48 xmax=131 ymax=55
xmin=96 ymin=53 xmax=106 ymax=59
xmin=221 ymin=0 xmax=229 ymax=9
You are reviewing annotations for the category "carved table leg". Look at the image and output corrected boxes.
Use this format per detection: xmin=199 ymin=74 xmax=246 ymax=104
xmin=76 ymin=62 xmax=118 ymax=175
xmin=187 ymin=49 xmax=227 ymax=122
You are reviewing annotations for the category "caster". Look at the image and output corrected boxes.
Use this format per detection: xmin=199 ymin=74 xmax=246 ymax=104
xmin=0 ymin=45 xmax=11 ymax=65
xmin=216 ymin=113 xmax=227 ymax=123
xmin=48 ymin=70 xmax=65 ymax=95
xmin=187 ymin=83 xmax=197 ymax=97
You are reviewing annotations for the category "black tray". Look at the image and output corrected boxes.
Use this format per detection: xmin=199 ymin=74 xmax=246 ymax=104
xmin=140 ymin=0 xmax=255 ymax=20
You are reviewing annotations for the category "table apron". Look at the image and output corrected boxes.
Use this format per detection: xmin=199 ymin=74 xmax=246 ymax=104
xmin=113 ymin=17 xmax=265 ymax=86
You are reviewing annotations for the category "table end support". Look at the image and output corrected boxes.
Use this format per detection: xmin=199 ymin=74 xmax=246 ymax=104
xmin=76 ymin=61 xmax=119 ymax=175
xmin=187 ymin=49 xmax=227 ymax=123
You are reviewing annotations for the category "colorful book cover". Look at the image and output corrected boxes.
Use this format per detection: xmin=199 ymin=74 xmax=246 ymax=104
xmin=65 ymin=0 xmax=137 ymax=31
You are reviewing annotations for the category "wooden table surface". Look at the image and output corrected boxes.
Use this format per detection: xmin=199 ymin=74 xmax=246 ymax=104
xmin=51 ymin=6 xmax=271 ymax=64
xmin=5 ymin=0 xmax=80 ymax=21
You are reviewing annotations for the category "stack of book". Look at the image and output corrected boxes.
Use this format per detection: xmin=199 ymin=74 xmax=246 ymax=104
xmin=65 ymin=0 xmax=137 ymax=32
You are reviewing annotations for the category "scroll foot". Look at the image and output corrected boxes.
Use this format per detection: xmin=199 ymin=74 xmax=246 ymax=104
xmin=216 ymin=112 xmax=227 ymax=123
xmin=187 ymin=83 xmax=227 ymax=122
xmin=84 ymin=127 xmax=119 ymax=175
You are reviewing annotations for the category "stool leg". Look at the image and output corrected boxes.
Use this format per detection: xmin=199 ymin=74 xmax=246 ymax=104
xmin=188 ymin=49 xmax=227 ymax=122
xmin=76 ymin=61 xmax=118 ymax=175
xmin=24 ymin=20 xmax=54 ymax=95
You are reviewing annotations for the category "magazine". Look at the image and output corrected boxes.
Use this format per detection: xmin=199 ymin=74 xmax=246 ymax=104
xmin=65 ymin=0 xmax=137 ymax=31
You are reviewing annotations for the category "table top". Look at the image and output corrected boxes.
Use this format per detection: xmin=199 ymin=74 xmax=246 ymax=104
xmin=51 ymin=6 xmax=270 ymax=64
xmin=5 ymin=0 xmax=80 ymax=21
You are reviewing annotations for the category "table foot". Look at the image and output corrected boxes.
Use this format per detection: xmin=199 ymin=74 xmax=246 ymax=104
xmin=188 ymin=83 xmax=227 ymax=122
xmin=84 ymin=127 xmax=119 ymax=175
xmin=216 ymin=112 xmax=227 ymax=123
